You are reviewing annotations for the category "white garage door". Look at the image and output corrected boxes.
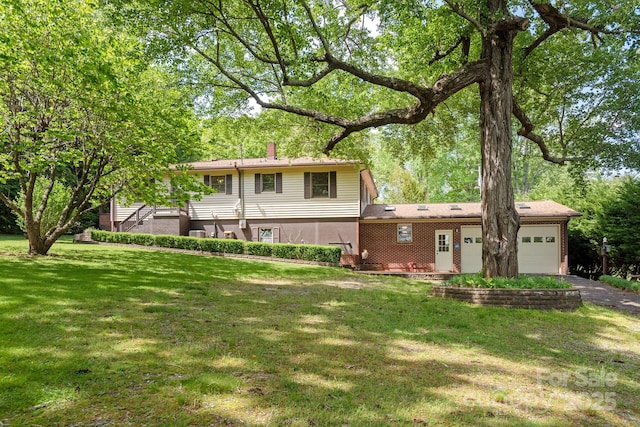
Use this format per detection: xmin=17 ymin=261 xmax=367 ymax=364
xmin=518 ymin=225 xmax=559 ymax=274
xmin=461 ymin=226 xmax=483 ymax=273
xmin=460 ymin=225 xmax=560 ymax=274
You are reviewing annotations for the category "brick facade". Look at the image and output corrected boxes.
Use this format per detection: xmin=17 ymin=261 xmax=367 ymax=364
xmin=151 ymin=213 xmax=190 ymax=236
xmin=98 ymin=213 xmax=111 ymax=231
xmin=360 ymin=219 xmax=572 ymax=273
xmin=360 ymin=221 xmax=467 ymax=272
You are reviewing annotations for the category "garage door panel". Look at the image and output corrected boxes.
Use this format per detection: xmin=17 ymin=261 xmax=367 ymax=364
xmin=518 ymin=225 xmax=559 ymax=274
xmin=461 ymin=226 xmax=483 ymax=273
xmin=461 ymin=225 xmax=559 ymax=274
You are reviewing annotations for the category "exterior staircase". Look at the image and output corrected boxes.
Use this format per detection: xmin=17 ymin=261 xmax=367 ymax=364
xmin=118 ymin=204 xmax=155 ymax=232
xmin=117 ymin=203 xmax=190 ymax=234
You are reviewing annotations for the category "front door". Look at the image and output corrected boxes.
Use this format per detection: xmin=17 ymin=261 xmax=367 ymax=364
xmin=435 ymin=230 xmax=453 ymax=271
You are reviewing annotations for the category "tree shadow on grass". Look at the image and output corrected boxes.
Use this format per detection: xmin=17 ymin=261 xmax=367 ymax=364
xmin=0 ymin=244 xmax=639 ymax=426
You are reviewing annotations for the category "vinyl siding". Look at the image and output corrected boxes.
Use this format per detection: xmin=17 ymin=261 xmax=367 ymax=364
xmin=114 ymin=202 xmax=146 ymax=222
xmin=243 ymin=166 xmax=360 ymax=219
xmin=190 ymin=194 xmax=241 ymax=220
xmin=115 ymin=165 xmax=362 ymax=222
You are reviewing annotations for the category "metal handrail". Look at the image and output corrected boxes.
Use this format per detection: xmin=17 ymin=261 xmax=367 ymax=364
xmin=117 ymin=202 xmax=190 ymax=233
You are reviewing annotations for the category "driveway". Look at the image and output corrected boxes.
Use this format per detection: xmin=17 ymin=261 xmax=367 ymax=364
xmin=564 ymin=275 xmax=640 ymax=315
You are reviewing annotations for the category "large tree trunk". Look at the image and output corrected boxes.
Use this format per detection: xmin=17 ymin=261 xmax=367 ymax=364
xmin=24 ymin=214 xmax=58 ymax=256
xmin=479 ymin=13 xmax=521 ymax=278
xmin=25 ymin=225 xmax=53 ymax=256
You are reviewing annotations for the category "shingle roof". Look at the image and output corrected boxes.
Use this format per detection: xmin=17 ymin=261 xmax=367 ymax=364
xmin=361 ymin=200 xmax=580 ymax=220
xmin=184 ymin=157 xmax=359 ymax=170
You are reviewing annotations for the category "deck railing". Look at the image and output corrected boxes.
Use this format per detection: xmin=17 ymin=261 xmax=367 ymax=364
xmin=117 ymin=202 xmax=189 ymax=233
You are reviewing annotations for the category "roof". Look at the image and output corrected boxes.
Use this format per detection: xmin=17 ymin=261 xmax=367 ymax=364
xmin=361 ymin=200 xmax=581 ymax=220
xmin=184 ymin=157 xmax=360 ymax=170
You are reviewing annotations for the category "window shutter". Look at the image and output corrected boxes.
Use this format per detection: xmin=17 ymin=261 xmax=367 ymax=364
xmin=329 ymin=171 xmax=337 ymax=198
xmin=275 ymin=173 xmax=282 ymax=193
xmin=251 ymin=227 xmax=258 ymax=242
xmin=304 ymin=172 xmax=311 ymax=199
xmin=254 ymin=173 xmax=261 ymax=194
xmin=225 ymin=174 xmax=233 ymax=194
xmin=273 ymin=227 xmax=280 ymax=243
xmin=204 ymin=175 xmax=210 ymax=186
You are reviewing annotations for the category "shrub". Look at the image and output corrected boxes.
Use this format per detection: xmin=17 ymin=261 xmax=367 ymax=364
xmin=173 ymin=236 xmax=202 ymax=251
xmin=272 ymin=243 xmax=302 ymax=260
xmin=217 ymin=239 xmax=244 ymax=254
xmin=154 ymin=235 xmax=178 ymax=248
xmin=299 ymin=244 xmax=342 ymax=263
xmin=130 ymin=233 xmax=155 ymax=246
xmin=245 ymin=242 xmax=273 ymax=257
xmin=197 ymin=238 xmax=221 ymax=253
xmin=104 ymin=232 xmax=134 ymax=244
xmin=599 ymin=275 xmax=640 ymax=293
xmin=194 ymin=238 xmax=240 ymax=254
xmin=91 ymin=230 xmax=109 ymax=242
xmin=445 ymin=273 xmax=571 ymax=289
xmin=87 ymin=231 xmax=340 ymax=263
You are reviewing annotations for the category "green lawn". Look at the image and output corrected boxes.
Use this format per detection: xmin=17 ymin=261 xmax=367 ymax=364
xmin=1 ymin=236 xmax=639 ymax=426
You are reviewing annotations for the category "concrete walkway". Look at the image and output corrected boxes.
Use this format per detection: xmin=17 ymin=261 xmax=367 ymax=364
xmin=564 ymin=275 xmax=640 ymax=316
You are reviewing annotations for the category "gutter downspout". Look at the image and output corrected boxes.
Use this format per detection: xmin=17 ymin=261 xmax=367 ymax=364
xmin=110 ymin=196 xmax=116 ymax=232
xmin=234 ymin=162 xmax=245 ymax=224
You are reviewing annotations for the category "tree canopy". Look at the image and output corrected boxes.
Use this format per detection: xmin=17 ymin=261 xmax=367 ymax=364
xmin=599 ymin=176 xmax=640 ymax=274
xmin=0 ymin=0 xmax=204 ymax=255
xmin=111 ymin=0 xmax=639 ymax=276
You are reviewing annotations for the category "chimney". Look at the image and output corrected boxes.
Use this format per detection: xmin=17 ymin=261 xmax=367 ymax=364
xmin=266 ymin=141 xmax=277 ymax=160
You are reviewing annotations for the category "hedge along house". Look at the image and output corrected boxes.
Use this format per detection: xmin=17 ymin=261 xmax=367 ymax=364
xmin=359 ymin=201 xmax=581 ymax=274
xmin=110 ymin=143 xmax=378 ymax=265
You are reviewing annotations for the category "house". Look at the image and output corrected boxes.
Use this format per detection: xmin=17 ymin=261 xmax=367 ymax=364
xmin=109 ymin=143 xmax=377 ymax=265
xmin=108 ymin=143 xmax=580 ymax=274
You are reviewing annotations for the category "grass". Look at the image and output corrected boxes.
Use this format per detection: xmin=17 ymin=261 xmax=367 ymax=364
xmin=0 ymin=235 xmax=639 ymax=426
xmin=445 ymin=273 xmax=572 ymax=289
xmin=599 ymin=275 xmax=640 ymax=293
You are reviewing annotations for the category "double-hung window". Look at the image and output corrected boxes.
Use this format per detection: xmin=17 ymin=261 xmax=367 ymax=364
xmin=255 ymin=173 xmax=282 ymax=194
xmin=261 ymin=174 xmax=275 ymax=192
xmin=204 ymin=175 xmax=232 ymax=194
xmin=304 ymin=171 xmax=337 ymax=199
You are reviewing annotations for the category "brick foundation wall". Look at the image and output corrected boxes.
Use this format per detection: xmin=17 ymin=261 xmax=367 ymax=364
xmin=98 ymin=213 xmax=111 ymax=231
xmin=150 ymin=214 xmax=190 ymax=236
xmin=431 ymin=286 xmax=582 ymax=310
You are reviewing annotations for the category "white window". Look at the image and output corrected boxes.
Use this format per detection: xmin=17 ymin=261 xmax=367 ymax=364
xmin=259 ymin=228 xmax=273 ymax=243
xmin=397 ymin=224 xmax=413 ymax=243
xmin=438 ymin=233 xmax=450 ymax=252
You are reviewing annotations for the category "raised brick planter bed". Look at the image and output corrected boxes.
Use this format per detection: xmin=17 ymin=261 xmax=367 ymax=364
xmin=431 ymin=286 xmax=582 ymax=311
